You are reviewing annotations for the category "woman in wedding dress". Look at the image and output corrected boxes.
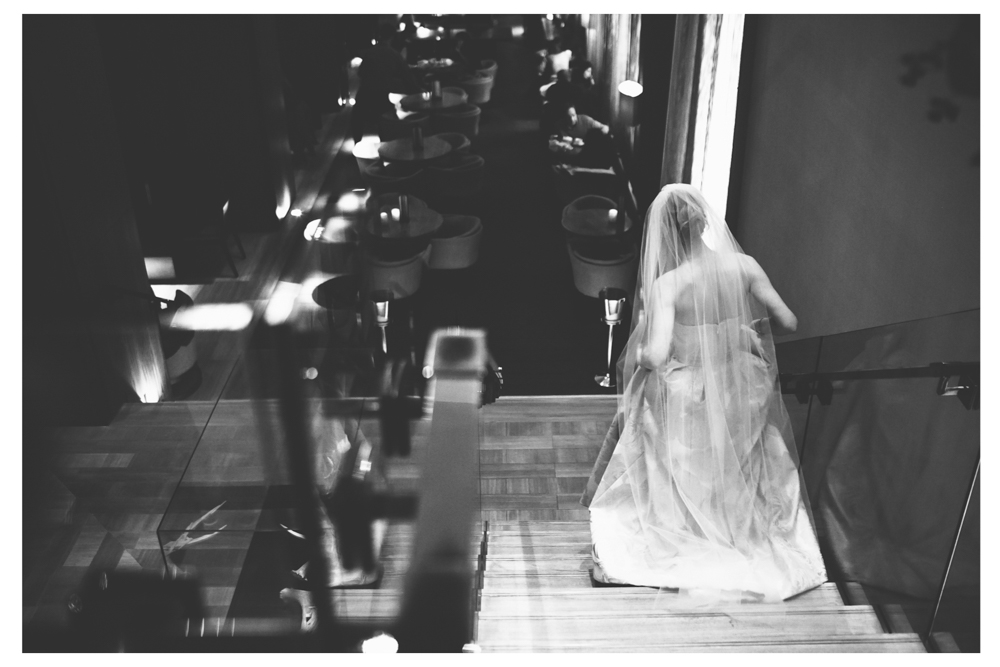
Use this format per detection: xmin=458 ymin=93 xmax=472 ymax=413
xmin=582 ymin=184 xmax=827 ymax=601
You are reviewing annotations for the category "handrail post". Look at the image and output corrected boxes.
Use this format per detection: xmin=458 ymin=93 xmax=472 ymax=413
xmin=927 ymin=454 xmax=979 ymax=640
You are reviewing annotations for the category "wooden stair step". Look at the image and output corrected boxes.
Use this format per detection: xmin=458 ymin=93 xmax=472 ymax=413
xmin=478 ymin=633 xmax=927 ymax=653
xmin=479 ymin=583 xmax=846 ymax=613
xmin=482 ymin=573 xmax=595 ymax=589
xmin=487 ymin=535 xmax=591 ymax=547
xmin=488 ymin=521 xmax=591 ymax=532
xmin=475 ymin=606 xmax=885 ymax=642
xmin=486 ymin=544 xmax=591 ymax=557
xmin=484 ymin=559 xmax=590 ymax=575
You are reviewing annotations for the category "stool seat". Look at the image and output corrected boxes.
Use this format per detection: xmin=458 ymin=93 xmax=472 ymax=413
xmin=428 ymin=215 xmax=483 ymax=269
xmin=567 ymin=239 xmax=638 ymax=298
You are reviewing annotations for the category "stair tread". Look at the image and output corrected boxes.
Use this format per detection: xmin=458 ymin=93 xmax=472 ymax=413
xmin=478 ymin=633 xmax=927 ymax=653
xmin=479 ymin=584 xmax=846 ymax=612
xmin=476 ymin=607 xmax=885 ymax=642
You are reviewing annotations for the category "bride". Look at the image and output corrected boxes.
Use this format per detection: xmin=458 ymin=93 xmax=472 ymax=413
xmin=582 ymin=184 xmax=827 ymax=600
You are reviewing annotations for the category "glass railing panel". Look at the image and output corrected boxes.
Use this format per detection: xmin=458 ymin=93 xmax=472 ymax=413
xmin=930 ymin=465 xmax=979 ymax=652
xmin=815 ymin=309 xmax=979 ymax=375
xmin=792 ymin=309 xmax=979 ymax=647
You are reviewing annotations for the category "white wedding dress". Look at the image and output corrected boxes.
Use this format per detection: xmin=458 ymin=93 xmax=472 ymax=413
xmin=585 ymin=185 xmax=826 ymax=601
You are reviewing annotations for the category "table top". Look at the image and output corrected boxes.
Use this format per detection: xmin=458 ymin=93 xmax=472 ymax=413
xmin=378 ymin=136 xmax=453 ymax=163
xmin=549 ymin=135 xmax=585 ymax=157
xmin=562 ymin=207 xmax=633 ymax=237
xmin=400 ymin=90 xmax=466 ymax=112
xmin=365 ymin=195 xmax=444 ymax=239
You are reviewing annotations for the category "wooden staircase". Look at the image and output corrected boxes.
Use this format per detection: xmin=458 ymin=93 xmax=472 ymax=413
xmin=473 ymin=520 xmax=926 ymax=652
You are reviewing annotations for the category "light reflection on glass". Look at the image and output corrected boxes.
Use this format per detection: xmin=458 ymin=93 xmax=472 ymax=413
xmin=167 ymin=304 xmax=254 ymax=331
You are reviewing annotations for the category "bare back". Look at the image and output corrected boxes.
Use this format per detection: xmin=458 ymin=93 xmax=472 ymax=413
xmin=657 ymin=252 xmax=753 ymax=326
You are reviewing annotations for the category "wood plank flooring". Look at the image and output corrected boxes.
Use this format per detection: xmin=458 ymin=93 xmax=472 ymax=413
xmin=475 ymin=518 xmax=926 ymax=653
xmin=27 ymin=394 xmax=925 ymax=652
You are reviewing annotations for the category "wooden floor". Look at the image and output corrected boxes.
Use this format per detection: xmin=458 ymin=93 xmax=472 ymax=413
xmin=475 ymin=519 xmax=925 ymax=652
xmin=25 ymin=394 xmax=926 ymax=652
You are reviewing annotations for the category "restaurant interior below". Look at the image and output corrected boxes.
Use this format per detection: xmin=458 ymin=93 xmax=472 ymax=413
xmin=23 ymin=14 xmax=980 ymax=653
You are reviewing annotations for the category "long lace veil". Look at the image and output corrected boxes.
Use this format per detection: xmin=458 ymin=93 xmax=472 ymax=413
xmin=588 ymin=184 xmax=823 ymax=598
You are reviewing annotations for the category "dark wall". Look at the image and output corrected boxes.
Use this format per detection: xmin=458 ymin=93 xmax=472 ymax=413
xmin=93 ymin=15 xmax=284 ymax=258
xmin=24 ymin=15 xmax=166 ymax=425
xmin=733 ymin=15 xmax=979 ymax=340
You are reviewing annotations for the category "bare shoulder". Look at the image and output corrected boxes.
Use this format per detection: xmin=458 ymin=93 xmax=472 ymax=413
xmin=652 ymin=268 xmax=683 ymax=303
xmin=735 ymin=253 xmax=765 ymax=281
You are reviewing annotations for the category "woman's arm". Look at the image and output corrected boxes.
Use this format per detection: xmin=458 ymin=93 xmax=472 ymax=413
xmin=746 ymin=257 xmax=797 ymax=334
xmin=638 ymin=278 xmax=675 ymax=368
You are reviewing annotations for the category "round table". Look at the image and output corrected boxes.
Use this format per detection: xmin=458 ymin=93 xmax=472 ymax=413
xmin=378 ymin=136 xmax=453 ymax=163
xmin=400 ymin=90 xmax=466 ymax=112
xmin=365 ymin=195 xmax=443 ymax=240
xmin=562 ymin=208 xmax=633 ymax=236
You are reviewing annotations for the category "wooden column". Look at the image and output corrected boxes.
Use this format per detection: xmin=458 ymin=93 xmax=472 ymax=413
xmin=660 ymin=15 xmax=704 ymax=187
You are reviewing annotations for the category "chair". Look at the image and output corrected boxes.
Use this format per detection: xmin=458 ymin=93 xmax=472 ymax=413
xmin=476 ymin=59 xmax=498 ymax=79
xmin=378 ymin=110 xmax=431 ymax=142
xmin=311 ymin=274 xmax=359 ymax=340
xmin=428 ymin=215 xmax=483 ymax=269
xmin=363 ymin=162 xmax=427 ymax=198
xmin=362 ymin=244 xmax=432 ymax=299
xmin=429 ymin=132 xmax=471 ymax=157
xmin=566 ymin=239 xmax=638 ymax=298
xmin=431 ymin=104 xmax=481 ymax=140
xmin=457 ymin=73 xmax=494 ymax=105
xmin=562 ymin=195 xmax=618 ymax=225
xmin=426 ymin=154 xmax=486 ymax=199
xmin=352 ymin=136 xmax=382 ymax=176
xmin=442 ymin=86 xmax=469 ymax=105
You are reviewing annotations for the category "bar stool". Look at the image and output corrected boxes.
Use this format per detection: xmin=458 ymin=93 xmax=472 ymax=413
xmin=378 ymin=110 xmax=431 ymax=142
xmin=369 ymin=289 xmax=394 ymax=355
xmin=428 ymin=215 xmax=483 ymax=269
xmin=429 ymin=132 xmax=472 ymax=156
xmin=312 ymin=274 xmax=359 ymax=342
xmin=566 ymin=239 xmax=637 ymax=298
xmin=476 ymin=59 xmax=498 ymax=79
xmin=426 ymin=154 xmax=486 ymax=199
xmin=457 ymin=73 xmax=494 ymax=104
xmin=441 ymin=86 xmax=469 ymax=105
xmin=364 ymin=162 xmax=427 ymax=198
xmin=431 ymin=103 xmax=481 ymax=140
xmin=594 ymin=287 xmax=628 ymax=388
xmin=352 ymin=136 xmax=382 ymax=176
xmin=362 ymin=244 xmax=432 ymax=300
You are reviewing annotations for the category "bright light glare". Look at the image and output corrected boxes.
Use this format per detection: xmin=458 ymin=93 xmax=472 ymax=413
xmin=416 ymin=26 xmax=434 ymax=39
xmin=167 ymin=304 xmax=254 ymax=331
xmin=303 ymin=219 xmax=324 ymax=240
xmin=264 ymin=281 xmax=302 ymax=325
xmin=144 ymin=257 xmax=176 ymax=280
xmin=511 ymin=25 xmax=524 ymax=38
xmin=371 ymin=39 xmax=377 ymax=46
xmin=320 ymin=216 xmax=356 ymax=243
xmin=303 ymin=367 xmax=319 ymax=380
xmin=290 ymin=208 xmax=303 ymax=218
xmin=618 ymin=80 xmax=643 ymax=98
xmin=361 ymin=633 xmax=398 ymax=653
xmin=350 ymin=57 xmax=363 ymax=68
xmin=399 ymin=22 xmax=406 ymax=31
xmin=335 ymin=191 xmax=367 ymax=214
xmin=388 ymin=92 xmax=404 ymax=106
xmin=222 ymin=200 xmax=229 ymax=215
xmin=348 ymin=98 xmax=356 ymax=106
